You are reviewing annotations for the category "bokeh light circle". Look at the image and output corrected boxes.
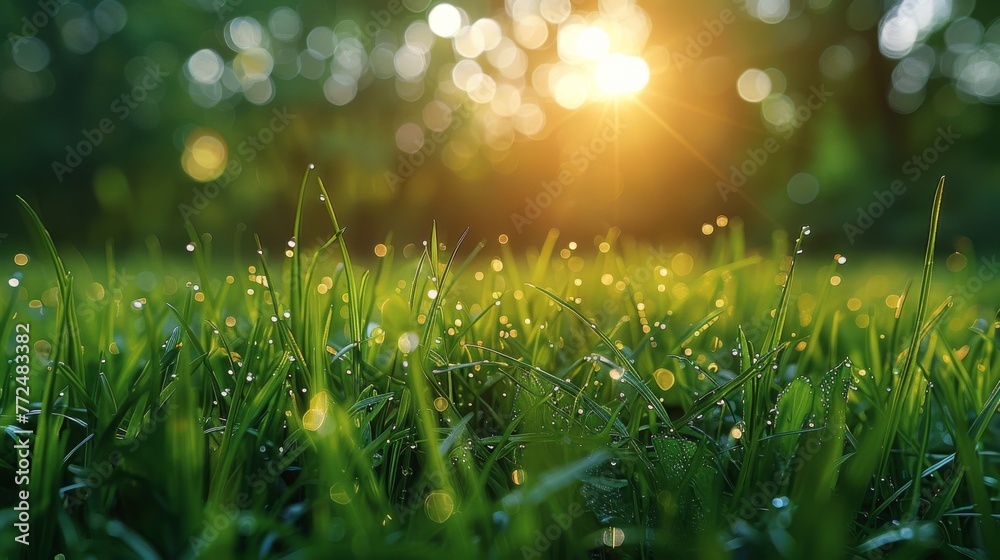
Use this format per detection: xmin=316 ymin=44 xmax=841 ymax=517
xmin=787 ymin=173 xmax=820 ymax=204
xmin=429 ymin=4 xmax=463 ymax=38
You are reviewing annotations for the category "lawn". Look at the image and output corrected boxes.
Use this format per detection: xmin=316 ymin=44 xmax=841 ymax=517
xmin=2 ymin=176 xmax=999 ymax=559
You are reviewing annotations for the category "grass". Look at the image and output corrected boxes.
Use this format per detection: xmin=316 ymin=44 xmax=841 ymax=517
xmin=2 ymin=175 xmax=999 ymax=559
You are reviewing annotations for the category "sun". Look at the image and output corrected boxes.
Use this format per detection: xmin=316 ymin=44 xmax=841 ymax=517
xmin=594 ymin=54 xmax=650 ymax=97
xmin=554 ymin=22 xmax=651 ymax=100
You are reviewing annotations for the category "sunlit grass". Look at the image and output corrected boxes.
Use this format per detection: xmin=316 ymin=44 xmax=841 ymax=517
xmin=1 ymin=177 xmax=999 ymax=559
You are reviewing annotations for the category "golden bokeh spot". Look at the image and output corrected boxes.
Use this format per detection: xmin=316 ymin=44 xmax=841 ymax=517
xmin=86 ymin=282 xmax=106 ymax=302
xmin=671 ymin=283 xmax=690 ymax=299
xmin=511 ymin=468 xmax=526 ymax=485
xmin=433 ymin=396 xmax=449 ymax=412
xmin=424 ymin=491 xmax=455 ymax=523
xmin=329 ymin=480 xmax=358 ymax=505
xmin=671 ymin=253 xmax=694 ymax=277
xmin=374 ymin=243 xmax=388 ymax=257
xmin=397 ymin=332 xmax=419 ymax=354
xmin=653 ymin=368 xmax=675 ymax=391
xmin=946 ymin=252 xmax=967 ymax=272
xmin=311 ymin=391 xmax=331 ymax=414
xmin=302 ymin=409 xmax=326 ymax=431
xmin=181 ymin=128 xmax=228 ymax=182
xmin=13 ymin=254 xmax=28 ymax=266
xmin=303 ymin=391 xmax=331 ymax=431
xmin=41 ymin=287 xmax=59 ymax=307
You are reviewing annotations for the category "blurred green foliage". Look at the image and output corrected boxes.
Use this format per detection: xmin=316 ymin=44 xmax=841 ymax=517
xmin=0 ymin=0 xmax=998 ymax=255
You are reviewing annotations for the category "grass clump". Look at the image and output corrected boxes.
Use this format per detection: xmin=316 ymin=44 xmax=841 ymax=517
xmin=2 ymin=176 xmax=999 ymax=559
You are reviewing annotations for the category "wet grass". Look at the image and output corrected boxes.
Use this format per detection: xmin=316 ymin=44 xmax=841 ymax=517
xmin=2 ymin=176 xmax=999 ymax=559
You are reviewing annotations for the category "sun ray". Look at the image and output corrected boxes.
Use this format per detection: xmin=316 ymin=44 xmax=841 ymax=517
xmin=630 ymin=98 xmax=730 ymax=182
xmin=644 ymin=90 xmax=768 ymax=134
xmin=629 ymin=97 xmax=782 ymax=228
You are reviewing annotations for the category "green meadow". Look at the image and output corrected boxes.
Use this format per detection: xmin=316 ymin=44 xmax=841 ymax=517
xmin=1 ymin=177 xmax=998 ymax=558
